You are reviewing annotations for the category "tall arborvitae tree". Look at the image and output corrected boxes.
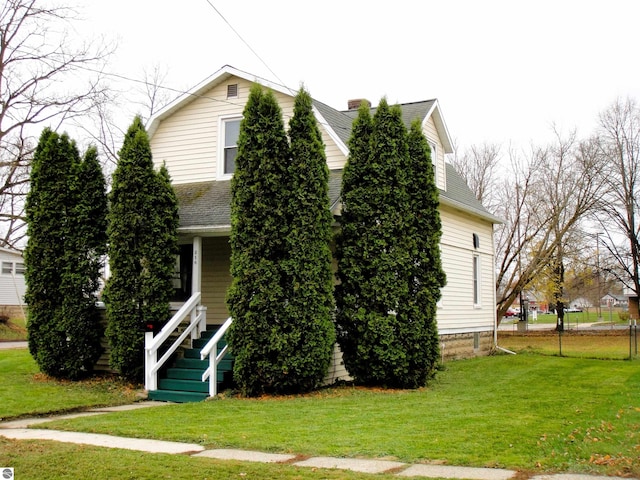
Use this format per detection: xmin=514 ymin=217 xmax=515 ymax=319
xmin=397 ymin=120 xmax=446 ymax=386
xmin=143 ymin=163 xmax=179 ymax=325
xmin=334 ymin=101 xmax=373 ymax=378
xmin=104 ymin=116 xmax=177 ymax=381
xmin=336 ymin=100 xmax=439 ymax=388
xmin=282 ymin=87 xmax=336 ymax=392
xmin=227 ymin=85 xmax=292 ymax=396
xmin=24 ymin=130 xmax=105 ymax=379
xmin=228 ymin=85 xmax=334 ymax=395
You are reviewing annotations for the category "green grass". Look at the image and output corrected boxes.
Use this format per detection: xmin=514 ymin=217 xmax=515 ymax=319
xmin=35 ymin=354 xmax=640 ymax=477
xmin=0 ymin=349 xmax=141 ymax=419
xmin=2 ymin=347 xmax=639 ymax=477
xmin=499 ymin=330 xmax=637 ymax=360
xmin=506 ymin=310 xmax=628 ymax=326
xmin=0 ymin=438 xmax=397 ymax=480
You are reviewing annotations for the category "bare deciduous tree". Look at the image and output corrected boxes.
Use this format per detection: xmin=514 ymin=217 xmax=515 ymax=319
xmin=493 ymin=131 xmax=606 ymax=323
xmin=450 ymin=142 xmax=501 ymax=209
xmin=0 ymin=0 xmax=112 ymax=247
xmin=596 ymin=98 xmax=640 ymax=309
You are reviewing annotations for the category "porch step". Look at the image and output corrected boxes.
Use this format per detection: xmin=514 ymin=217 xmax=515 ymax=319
xmin=184 ymin=346 xmax=232 ymax=359
xmin=148 ymin=390 xmax=209 ymax=403
xmin=158 ymin=378 xmax=209 ymax=393
xmin=165 ymin=367 xmax=226 ymax=382
xmin=148 ymin=326 xmax=233 ymax=403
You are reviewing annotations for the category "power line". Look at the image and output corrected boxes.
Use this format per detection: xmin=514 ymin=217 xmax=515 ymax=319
xmin=202 ymin=0 xmax=295 ymax=96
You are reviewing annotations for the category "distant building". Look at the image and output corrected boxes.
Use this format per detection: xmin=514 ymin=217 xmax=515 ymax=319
xmin=0 ymin=246 xmax=26 ymax=319
xmin=601 ymin=293 xmax=628 ymax=308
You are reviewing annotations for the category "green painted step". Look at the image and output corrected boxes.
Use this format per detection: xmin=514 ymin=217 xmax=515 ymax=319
xmin=159 ymin=378 xmax=209 ymax=393
xmin=166 ymin=367 xmax=225 ymax=382
xmin=192 ymin=337 xmax=227 ymax=349
xmin=148 ymin=327 xmax=234 ymax=403
xmin=148 ymin=389 xmax=208 ymax=403
xmin=183 ymin=347 xmax=233 ymax=360
xmin=174 ymin=357 xmax=233 ymax=370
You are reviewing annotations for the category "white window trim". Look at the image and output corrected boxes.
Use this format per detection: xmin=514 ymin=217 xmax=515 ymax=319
xmin=473 ymin=254 xmax=481 ymax=308
xmin=427 ymin=138 xmax=439 ymax=188
xmin=1 ymin=261 xmax=13 ymax=275
xmin=217 ymin=115 xmax=242 ymax=180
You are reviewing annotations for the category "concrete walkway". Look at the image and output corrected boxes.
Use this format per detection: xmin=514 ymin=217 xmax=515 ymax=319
xmin=0 ymin=340 xmax=28 ymax=349
xmin=0 ymin=402 xmax=632 ymax=480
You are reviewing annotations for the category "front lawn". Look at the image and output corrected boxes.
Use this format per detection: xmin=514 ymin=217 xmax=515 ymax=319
xmin=0 ymin=349 xmax=141 ymax=420
xmin=35 ymin=354 xmax=640 ymax=477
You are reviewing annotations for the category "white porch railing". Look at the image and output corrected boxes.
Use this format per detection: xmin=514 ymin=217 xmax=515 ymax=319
xmin=144 ymin=292 xmax=206 ymax=391
xmin=200 ymin=316 xmax=233 ymax=397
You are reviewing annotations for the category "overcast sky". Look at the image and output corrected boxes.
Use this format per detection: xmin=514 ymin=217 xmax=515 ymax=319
xmin=77 ymin=0 xmax=640 ymax=152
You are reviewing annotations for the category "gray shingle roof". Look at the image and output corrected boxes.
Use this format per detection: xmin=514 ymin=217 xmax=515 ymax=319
xmin=313 ymin=99 xmax=438 ymax=147
xmin=175 ymin=170 xmax=345 ymax=231
xmin=440 ymin=164 xmax=501 ymax=223
xmin=175 ymin=165 xmax=498 ymax=230
xmin=174 ymin=99 xmax=499 ymax=230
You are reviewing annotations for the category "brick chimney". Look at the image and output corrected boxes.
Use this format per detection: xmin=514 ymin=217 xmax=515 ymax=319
xmin=347 ymin=99 xmax=369 ymax=110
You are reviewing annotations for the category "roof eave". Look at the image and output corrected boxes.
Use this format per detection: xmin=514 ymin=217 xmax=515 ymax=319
xmin=147 ymin=65 xmax=298 ymax=140
xmin=423 ymin=100 xmax=454 ymax=154
xmin=439 ymin=196 xmax=503 ymax=224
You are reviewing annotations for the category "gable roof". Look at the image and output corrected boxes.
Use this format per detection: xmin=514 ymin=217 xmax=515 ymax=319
xmin=148 ymin=65 xmax=453 ymax=157
xmin=147 ymin=65 xmax=296 ymax=140
xmin=149 ymin=65 xmax=498 ymax=230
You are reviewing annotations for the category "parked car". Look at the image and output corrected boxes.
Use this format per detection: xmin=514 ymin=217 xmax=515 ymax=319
xmin=504 ymin=308 xmax=520 ymax=318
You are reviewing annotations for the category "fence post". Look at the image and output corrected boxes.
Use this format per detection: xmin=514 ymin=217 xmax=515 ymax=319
xmin=145 ymin=331 xmax=157 ymax=391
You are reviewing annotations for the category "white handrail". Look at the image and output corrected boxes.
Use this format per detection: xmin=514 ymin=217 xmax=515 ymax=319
xmin=201 ymin=317 xmax=233 ymax=397
xmin=144 ymin=292 xmax=204 ymax=391
xmin=146 ymin=293 xmax=201 ymax=352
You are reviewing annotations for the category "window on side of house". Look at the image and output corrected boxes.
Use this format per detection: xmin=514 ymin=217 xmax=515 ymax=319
xmin=1 ymin=261 xmax=13 ymax=275
xmin=14 ymin=262 xmax=25 ymax=275
xmin=219 ymin=116 xmax=241 ymax=178
xmin=473 ymin=254 xmax=481 ymax=307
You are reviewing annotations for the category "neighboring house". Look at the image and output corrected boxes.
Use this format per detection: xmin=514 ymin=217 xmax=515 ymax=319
xmin=601 ymin=293 xmax=628 ymax=308
xmin=0 ymin=246 xmax=26 ymax=319
xmin=147 ymin=65 xmax=501 ymax=380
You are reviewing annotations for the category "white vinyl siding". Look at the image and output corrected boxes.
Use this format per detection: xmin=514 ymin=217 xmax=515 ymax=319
xmin=0 ymin=249 xmax=26 ymax=306
xmin=436 ymin=206 xmax=495 ymax=334
xmin=150 ymin=77 xmax=344 ymax=183
xmin=422 ymin=117 xmax=446 ymax=190
xmin=200 ymin=236 xmax=232 ymax=325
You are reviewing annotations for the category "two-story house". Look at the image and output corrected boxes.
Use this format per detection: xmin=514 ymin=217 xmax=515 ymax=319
xmin=146 ymin=65 xmax=501 ymax=386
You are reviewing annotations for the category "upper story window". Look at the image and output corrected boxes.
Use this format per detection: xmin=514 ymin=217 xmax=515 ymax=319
xmin=1 ymin=261 xmax=12 ymax=275
xmin=14 ymin=262 xmax=25 ymax=275
xmin=219 ymin=116 xmax=241 ymax=179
